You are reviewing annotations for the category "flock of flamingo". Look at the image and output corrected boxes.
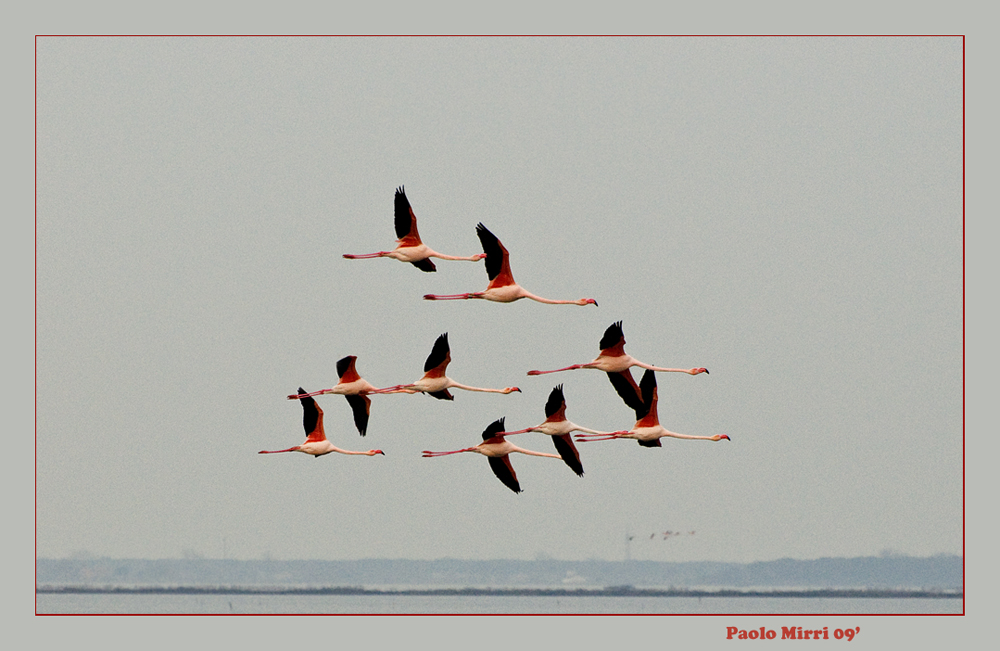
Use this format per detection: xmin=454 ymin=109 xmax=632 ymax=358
xmin=259 ymin=186 xmax=729 ymax=493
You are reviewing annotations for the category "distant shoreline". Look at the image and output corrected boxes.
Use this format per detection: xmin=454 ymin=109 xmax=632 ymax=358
xmin=36 ymin=585 xmax=963 ymax=599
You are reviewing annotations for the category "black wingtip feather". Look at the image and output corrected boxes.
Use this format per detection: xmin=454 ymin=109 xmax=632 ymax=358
xmin=424 ymin=333 xmax=450 ymax=372
xmin=394 ymin=186 xmax=414 ymax=239
xmin=552 ymin=434 xmax=584 ymax=477
xmin=607 ymin=371 xmax=645 ymax=419
xmin=481 ymin=417 xmax=506 ymax=440
xmin=298 ymin=388 xmax=320 ymax=434
xmin=411 ymin=258 xmax=437 ymax=272
xmin=475 ymin=223 xmax=504 ymax=280
xmin=487 ymin=455 xmax=522 ymax=493
xmin=544 ymin=384 xmax=565 ymax=418
xmin=335 ymin=356 xmax=354 ymax=378
xmin=599 ymin=321 xmax=625 ymax=350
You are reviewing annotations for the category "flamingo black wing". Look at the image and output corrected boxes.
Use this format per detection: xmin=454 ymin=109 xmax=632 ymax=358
xmin=488 ymin=455 xmax=522 ymax=493
xmin=424 ymin=333 xmax=451 ymax=372
xmin=394 ymin=186 xmax=417 ymax=239
xmin=639 ymin=369 xmax=657 ymax=417
xmin=481 ymin=417 xmax=506 ymax=441
xmin=475 ymin=223 xmax=505 ymax=281
xmin=410 ymin=258 xmax=437 ymax=272
xmin=552 ymin=434 xmax=584 ymax=477
xmin=599 ymin=321 xmax=626 ymax=351
xmin=607 ymin=370 xmax=645 ymax=419
xmin=298 ymin=388 xmax=323 ymax=438
xmin=427 ymin=389 xmax=454 ymax=401
xmin=335 ymin=356 xmax=355 ymax=380
xmin=637 ymin=438 xmax=662 ymax=448
xmin=544 ymin=384 xmax=566 ymax=419
xmin=344 ymin=394 xmax=371 ymax=436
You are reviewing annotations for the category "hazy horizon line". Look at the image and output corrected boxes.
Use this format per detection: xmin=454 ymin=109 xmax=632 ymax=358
xmin=40 ymin=552 xmax=963 ymax=563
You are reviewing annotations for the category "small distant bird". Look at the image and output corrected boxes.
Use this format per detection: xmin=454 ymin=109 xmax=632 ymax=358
xmin=575 ymin=370 xmax=730 ymax=447
xmin=287 ymin=356 xmax=378 ymax=436
xmin=422 ymin=223 xmax=598 ymax=306
xmin=370 ymin=333 xmax=520 ymax=400
xmin=528 ymin=321 xmax=708 ymax=418
xmin=422 ymin=417 xmax=561 ymax=493
xmin=498 ymin=384 xmax=614 ymax=477
xmin=259 ymin=389 xmax=385 ymax=457
xmin=342 ymin=186 xmax=485 ymax=272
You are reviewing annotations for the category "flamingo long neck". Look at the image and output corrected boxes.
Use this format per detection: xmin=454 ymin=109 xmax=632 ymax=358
xmin=509 ymin=445 xmax=561 ymax=459
xmin=520 ymin=290 xmax=584 ymax=305
xmin=632 ymin=360 xmax=697 ymax=373
xmin=448 ymin=381 xmax=511 ymax=394
xmin=431 ymin=252 xmax=484 ymax=262
xmin=660 ymin=430 xmax=722 ymax=441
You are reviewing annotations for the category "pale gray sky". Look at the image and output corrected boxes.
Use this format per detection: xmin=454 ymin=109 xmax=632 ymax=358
xmin=11 ymin=0 xmax=998 ymax=649
xmin=35 ymin=36 xmax=964 ymax=565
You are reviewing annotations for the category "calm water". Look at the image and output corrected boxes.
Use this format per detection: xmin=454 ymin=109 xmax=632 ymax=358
xmin=36 ymin=593 xmax=963 ymax=615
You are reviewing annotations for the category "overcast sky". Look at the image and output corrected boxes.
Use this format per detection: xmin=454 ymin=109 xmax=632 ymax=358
xmin=33 ymin=35 xmax=966 ymax=568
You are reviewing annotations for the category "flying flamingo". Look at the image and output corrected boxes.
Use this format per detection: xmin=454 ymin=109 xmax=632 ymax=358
xmin=259 ymin=388 xmax=385 ymax=457
xmin=287 ymin=356 xmax=378 ymax=437
xmin=498 ymin=384 xmax=616 ymax=477
xmin=342 ymin=186 xmax=486 ymax=272
xmin=527 ymin=321 xmax=708 ymax=418
xmin=422 ymin=417 xmax=561 ymax=493
xmin=575 ymin=370 xmax=730 ymax=448
xmin=369 ymin=333 xmax=520 ymax=400
xmin=422 ymin=223 xmax=598 ymax=306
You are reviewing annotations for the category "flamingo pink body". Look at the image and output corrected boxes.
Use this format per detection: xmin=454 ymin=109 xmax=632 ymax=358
xmin=288 ymin=356 xmax=379 ymax=436
xmin=575 ymin=371 xmax=730 ymax=448
xmin=422 ymin=418 xmax=561 ymax=493
xmin=423 ymin=223 xmax=597 ymax=306
xmin=499 ymin=384 xmax=612 ymax=477
xmin=527 ymin=322 xmax=708 ymax=419
xmin=342 ymin=186 xmax=484 ymax=272
xmin=370 ymin=333 xmax=520 ymax=400
xmin=260 ymin=388 xmax=385 ymax=457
